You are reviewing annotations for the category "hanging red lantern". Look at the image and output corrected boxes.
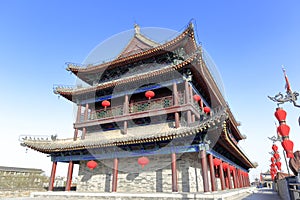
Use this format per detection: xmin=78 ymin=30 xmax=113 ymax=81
xmin=203 ymin=106 xmax=210 ymax=114
xmin=271 ymin=157 xmax=275 ymax=163
xmin=101 ymin=100 xmax=111 ymax=110
xmin=193 ymin=95 xmax=201 ymax=102
xmin=138 ymin=156 xmax=149 ymax=168
xmin=277 ymin=124 xmax=290 ymax=137
xmin=270 ymin=163 xmax=276 ymax=168
xmin=145 ymin=91 xmax=155 ymax=100
xmin=229 ymin=165 xmax=234 ymax=172
xmin=275 ymin=107 xmax=287 ymax=122
xmin=282 ymin=139 xmax=294 ymax=158
xmin=223 ymin=162 xmax=229 ymax=170
xmin=87 ymin=160 xmax=98 ymax=170
xmin=273 ymin=153 xmax=280 ymax=160
xmin=281 ymin=139 xmax=294 ymax=153
xmin=213 ymin=158 xmax=221 ymax=166
xmin=272 ymin=144 xmax=278 ymax=152
xmin=275 ymin=161 xmax=282 ymax=171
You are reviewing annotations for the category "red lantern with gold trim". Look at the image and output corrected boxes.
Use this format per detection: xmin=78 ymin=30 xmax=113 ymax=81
xmin=282 ymin=139 xmax=294 ymax=158
xmin=277 ymin=124 xmax=290 ymax=137
xmin=275 ymin=107 xmax=287 ymax=122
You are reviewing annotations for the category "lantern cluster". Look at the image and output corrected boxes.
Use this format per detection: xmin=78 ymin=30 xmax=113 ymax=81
xmin=275 ymin=107 xmax=294 ymax=158
xmin=270 ymin=157 xmax=277 ymax=180
xmin=193 ymin=94 xmax=210 ymax=114
xmin=271 ymin=144 xmax=281 ymax=171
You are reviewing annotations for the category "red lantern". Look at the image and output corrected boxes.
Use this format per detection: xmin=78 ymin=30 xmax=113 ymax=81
xmin=145 ymin=91 xmax=155 ymax=100
xmin=275 ymin=161 xmax=282 ymax=171
xmin=229 ymin=166 xmax=235 ymax=172
xmin=270 ymin=163 xmax=276 ymax=168
xmin=282 ymin=139 xmax=294 ymax=153
xmin=203 ymin=107 xmax=210 ymax=114
xmin=213 ymin=158 xmax=221 ymax=166
xmin=193 ymin=95 xmax=201 ymax=102
xmin=138 ymin=156 xmax=149 ymax=168
xmin=277 ymin=124 xmax=290 ymax=137
xmin=275 ymin=107 xmax=287 ymax=122
xmin=273 ymin=153 xmax=280 ymax=160
xmin=271 ymin=157 xmax=275 ymax=163
xmin=102 ymin=100 xmax=110 ymax=110
xmin=272 ymin=144 xmax=278 ymax=152
xmin=282 ymin=139 xmax=294 ymax=158
xmin=87 ymin=160 xmax=98 ymax=170
xmin=223 ymin=162 xmax=229 ymax=170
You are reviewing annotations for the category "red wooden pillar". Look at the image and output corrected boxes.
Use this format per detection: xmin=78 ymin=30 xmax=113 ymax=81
xmin=173 ymin=82 xmax=180 ymax=128
xmin=219 ymin=162 xmax=226 ymax=190
xmin=237 ymin=169 xmax=241 ymax=188
xmin=65 ymin=161 xmax=74 ymax=191
xmin=200 ymin=150 xmax=209 ymax=192
xmin=48 ymin=161 xmax=57 ymax=191
xmin=226 ymin=165 xmax=232 ymax=189
xmin=189 ymin=85 xmax=195 ymax=123
xmin=112 ymin=158 xmax=118 ymax=192
xmin=171 ymin=153 xmax=178 ymax=192
xmin=232 ymin=167 xmax=237 ymax=188
xmin=208 ymin=154 xmax=216 ymax=191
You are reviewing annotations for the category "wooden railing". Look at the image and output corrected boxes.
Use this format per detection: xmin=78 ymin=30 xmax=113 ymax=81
xmin=80 ymin=94 xmax=185 ymax=122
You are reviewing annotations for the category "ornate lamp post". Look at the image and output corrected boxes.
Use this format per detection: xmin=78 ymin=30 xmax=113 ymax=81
xmin=268 ymin=67 xmax=299 ymax=175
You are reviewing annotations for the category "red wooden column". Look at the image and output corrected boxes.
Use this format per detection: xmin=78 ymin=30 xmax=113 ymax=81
xmin=219 ymin=162 xmax=226 ymax=190
xmin=65 ymin=161 xmax=74 ymax=191
xmin=81 ymin=103 xmax=89 ymax=139
xmin=184 ymin=80 xmax=192 ymax=124
xmin=173 ymin=82 xmax=180 ymax=128
xmin=200 ymin=149 xmax=209 ymax=192
xmin=208 ymin=154 xmax=216 ymax=191
xmin=73 ymin=104 xmax=81 ymax=140
xmin=232 ymin=167 xmax=238 ymax=188
xmin=48 ymin=161 xmax=57 ymax=191
xmin=112 ymin=158 xmax=118 ymax=192
xmin=189 ymin=85 xmax=195 ymax=123
xmin=171 ymin=153 xmax=178 ymax=192
xmin=227 ymin=165 xmax=232 ymax=189
xmin=237 ymin=169 xmax=241 ymax=188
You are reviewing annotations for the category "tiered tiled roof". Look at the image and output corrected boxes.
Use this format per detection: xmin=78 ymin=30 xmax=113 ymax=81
xmin=21 ymin=107 xmax=227 ymax=153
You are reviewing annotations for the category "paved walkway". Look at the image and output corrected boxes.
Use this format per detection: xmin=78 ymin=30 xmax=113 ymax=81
xmin=242 ymin=188 xmax=281 ymax=200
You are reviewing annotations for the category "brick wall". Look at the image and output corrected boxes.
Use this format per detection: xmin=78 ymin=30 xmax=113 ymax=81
xmin=77 ymin=152 xmax=209 ymax=193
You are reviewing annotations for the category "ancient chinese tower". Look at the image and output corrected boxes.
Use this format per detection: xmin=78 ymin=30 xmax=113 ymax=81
xmin=21 ymin=23 xmax=256 ymax=193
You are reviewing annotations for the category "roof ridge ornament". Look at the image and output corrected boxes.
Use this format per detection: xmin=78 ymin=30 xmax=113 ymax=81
xmin=134 ymin=23 xmax=140 ymax=35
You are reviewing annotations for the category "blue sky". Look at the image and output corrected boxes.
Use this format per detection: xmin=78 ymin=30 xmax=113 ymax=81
xmin=1 ymin=0 xmax=300 ymax=182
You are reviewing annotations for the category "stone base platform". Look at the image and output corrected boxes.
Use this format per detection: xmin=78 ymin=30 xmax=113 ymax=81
xmin=30 ymin=187 xmax=255 ymax=200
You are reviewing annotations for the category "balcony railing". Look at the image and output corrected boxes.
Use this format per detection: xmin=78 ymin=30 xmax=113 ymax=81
xmin=80 ymin=94 xmax=185 ymax=122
